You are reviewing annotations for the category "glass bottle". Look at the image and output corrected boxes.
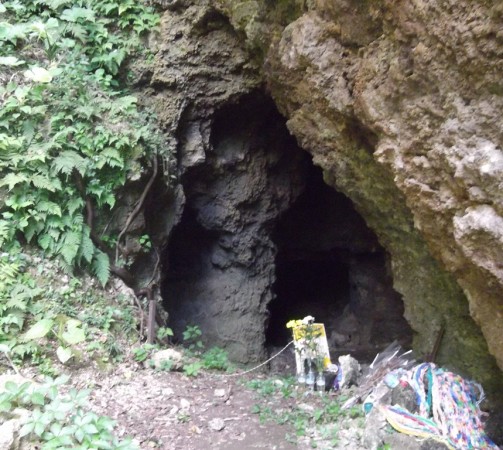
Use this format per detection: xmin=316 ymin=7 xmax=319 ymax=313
xmin=316 ymin=373 xmax=326 ymax=393
xmin=306 ymin=364 xmax=315 ymax=391
xmin=297 ymin=368 xmax=306 ymax=384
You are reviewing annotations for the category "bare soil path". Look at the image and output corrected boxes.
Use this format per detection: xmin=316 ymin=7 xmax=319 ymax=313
xmin=73 ymin=364 xmax=301 ymax=450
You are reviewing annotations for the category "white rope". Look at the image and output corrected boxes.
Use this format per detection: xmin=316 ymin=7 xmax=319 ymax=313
xmin=212 ymin=341 xmax=294 ymax=378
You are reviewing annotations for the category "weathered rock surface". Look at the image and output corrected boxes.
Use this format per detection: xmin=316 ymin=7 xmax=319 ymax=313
xmin=142 ymin=0 xmax=503 ymax=400
xmin=212 ymin=0 xmax=503 ymax=396
xmin=151 ymin=348 xmax=184 ymax=370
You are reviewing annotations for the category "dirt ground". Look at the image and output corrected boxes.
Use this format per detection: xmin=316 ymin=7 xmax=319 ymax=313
xmin=73 ymin=363 xmax=312 ymax=450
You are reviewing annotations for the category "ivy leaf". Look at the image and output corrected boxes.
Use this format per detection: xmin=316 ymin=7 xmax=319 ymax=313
xmin=24 ymin=67 xmax=53 ymax=83
xmin=23 ymin=318 xmax=54 ymax=340
xmin=56 ymin=346 xmax=73 ymax=364
xmin=61 ymin=320 xmax=85 ymax=345
xmin=0 ymin=56 xmax=24 ymax=66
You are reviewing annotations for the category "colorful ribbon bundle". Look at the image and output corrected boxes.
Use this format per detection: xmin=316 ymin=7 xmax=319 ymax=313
xmin=381 ymin=363 xmax=498 ymax=450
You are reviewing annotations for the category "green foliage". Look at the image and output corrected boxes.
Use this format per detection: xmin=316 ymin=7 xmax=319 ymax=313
xmin=138 ymin=234 xmax=152 ymax=251
xmin=0 ymin=249 xmax=137 ymax=370
xmin=247 ymin=376 xmax=364 ymax=445
xmin=0 ymin=252 xmax=42 ymax=360
xmin=155 ymin=359 xmax=174 ymax=372
xmin=182 ymin=361 xmax=202 ymax=377
xmin=0 ymin=376 xmax=138 ymax=449
xmin=156 ymin=326 xmax=174 ymax=341
xmin=132 ymin=344 xmax=157 ymax=363
xmin=176 ymin=410 xmax=191 ymax=423
xmin=22 ymin=315 xmax=87 ymax=364
xmin=182 ymin=325 xmax=204 ymax=355
xmin=201 ymin=346 xmax=232 ymax=372
xmin=0 ymin=0 xmax=166 ymax=286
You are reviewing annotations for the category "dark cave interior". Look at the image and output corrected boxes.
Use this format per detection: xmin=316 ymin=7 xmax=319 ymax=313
xmin=266 ymin=159 xmax=412 ymax=356
xmin=161 ymin=95 xmax=412 ymax=360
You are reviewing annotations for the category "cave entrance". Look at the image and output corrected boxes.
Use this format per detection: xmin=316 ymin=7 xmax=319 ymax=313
xmin=161 ymin=94 xmax=412 ymax=363
xmin=266 ymin=158 xmax=413 ymax=360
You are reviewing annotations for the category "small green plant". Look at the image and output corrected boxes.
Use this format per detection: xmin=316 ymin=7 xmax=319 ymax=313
xmin=176 ymin=411 xmax=191 ymax=423
xmin=182 ymin=325 xmax=203 ymax=355
xmin=247 ymin=375 xmax=364 ymax=446
xmin=202 ymin=346 xmax=232 ymax=372
xmin=156 ymin=326 xmax=174 ymax=341
xmin=132 ymin=344 xmax=157 ymax=363
xmin=138 ymin=234 xmax=152 ymax=251
xmin=246 ymin=377 xmax=295 ymax=398
xmin=22 ymin=314 xmax=87 ymax=365
xmin=0 ymin=376 xmax=138 ymax=449
xmin=156 ymin=359 xmax=174 ymax=372
xmin=182 ymin=361 xmax=202 ymax=377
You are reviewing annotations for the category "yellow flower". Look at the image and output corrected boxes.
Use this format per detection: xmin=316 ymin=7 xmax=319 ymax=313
xmin=286 ymin=319 xmax=303 ymax=329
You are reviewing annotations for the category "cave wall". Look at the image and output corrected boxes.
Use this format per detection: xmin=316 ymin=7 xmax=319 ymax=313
xmin=163 ymin=96 xmax=306 ymax=363
xmin=212 ymin=0 xmax=503 ymax=394
xmin=139 ymin=0 xmax=503 ymax=397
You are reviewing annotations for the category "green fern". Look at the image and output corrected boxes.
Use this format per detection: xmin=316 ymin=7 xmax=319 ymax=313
xmin=0 ymin=0 xmax=166 ymax=287
xmin=31 ymin=174 xmax=62 ymax=192
xmin=66 ymin=197 xmax=85 ymax=216
xmin=92 ymin=249 xmax=110 ymax=287
xmin=0 ymin=257 xmax=19 ymax=282
xmin=79 ymin=227 xmax=94 ymax=264
xmin=0 ymin=173 xmax=28 ymax=190
xmin=0 ymin=220 xmax=12 ymax=247
xmin=51 ymin=150 xmax=87 ymax=176
xmin=59 ymin=230 xmax=82 ymax=265
xmin=36 ymin=200 xmax=62 ymax=217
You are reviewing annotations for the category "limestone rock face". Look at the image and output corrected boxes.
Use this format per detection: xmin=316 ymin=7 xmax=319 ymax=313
xmin=143 ymin=1 xmax=305 ymax=363
xmin=215 ymin=0 xmax=503 ymax=391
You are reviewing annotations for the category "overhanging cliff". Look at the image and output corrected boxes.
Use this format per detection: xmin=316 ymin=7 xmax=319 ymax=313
xmin=139 ymin=0 xmax=503 ymax=400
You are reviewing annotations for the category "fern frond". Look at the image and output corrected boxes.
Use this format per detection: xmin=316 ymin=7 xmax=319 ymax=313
xmin=67 ymin=197 xmax=85 ymax=216
xmin=0 ymin=258 xmax=19 ymax=282
xmin=36 ymin=200 xmax=62 ymax=217
xmin=92 ymin=249 xmax=110 ymax=287
xmin=66 ymin=22 xmax=88 ymax=42
xmin=0 ymin=173 xmax=28 ymax=190
xmin=95 ymin=147 xmax=124 ymax=169
xmin=38 ymin=233 xmax=54 ymax=250
xmin=58 ymin=257 xmax=74 ymax=275
xmin=72 ymin=213 xmax=84 ymax=226
xmin=51 ymin=150 xmax=86 ymax=176
xmin=24 ymin=221 xmax=44 ymax=243
xmin=0 ymin=220 xmax=12 ymax=247
xmin=31 ymin=174 xmax=62 ymax=192
xmin=79 ymin=227 xmax=94 ymax=264
xmin=59 ymin=230 xmax=81 ymax=265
